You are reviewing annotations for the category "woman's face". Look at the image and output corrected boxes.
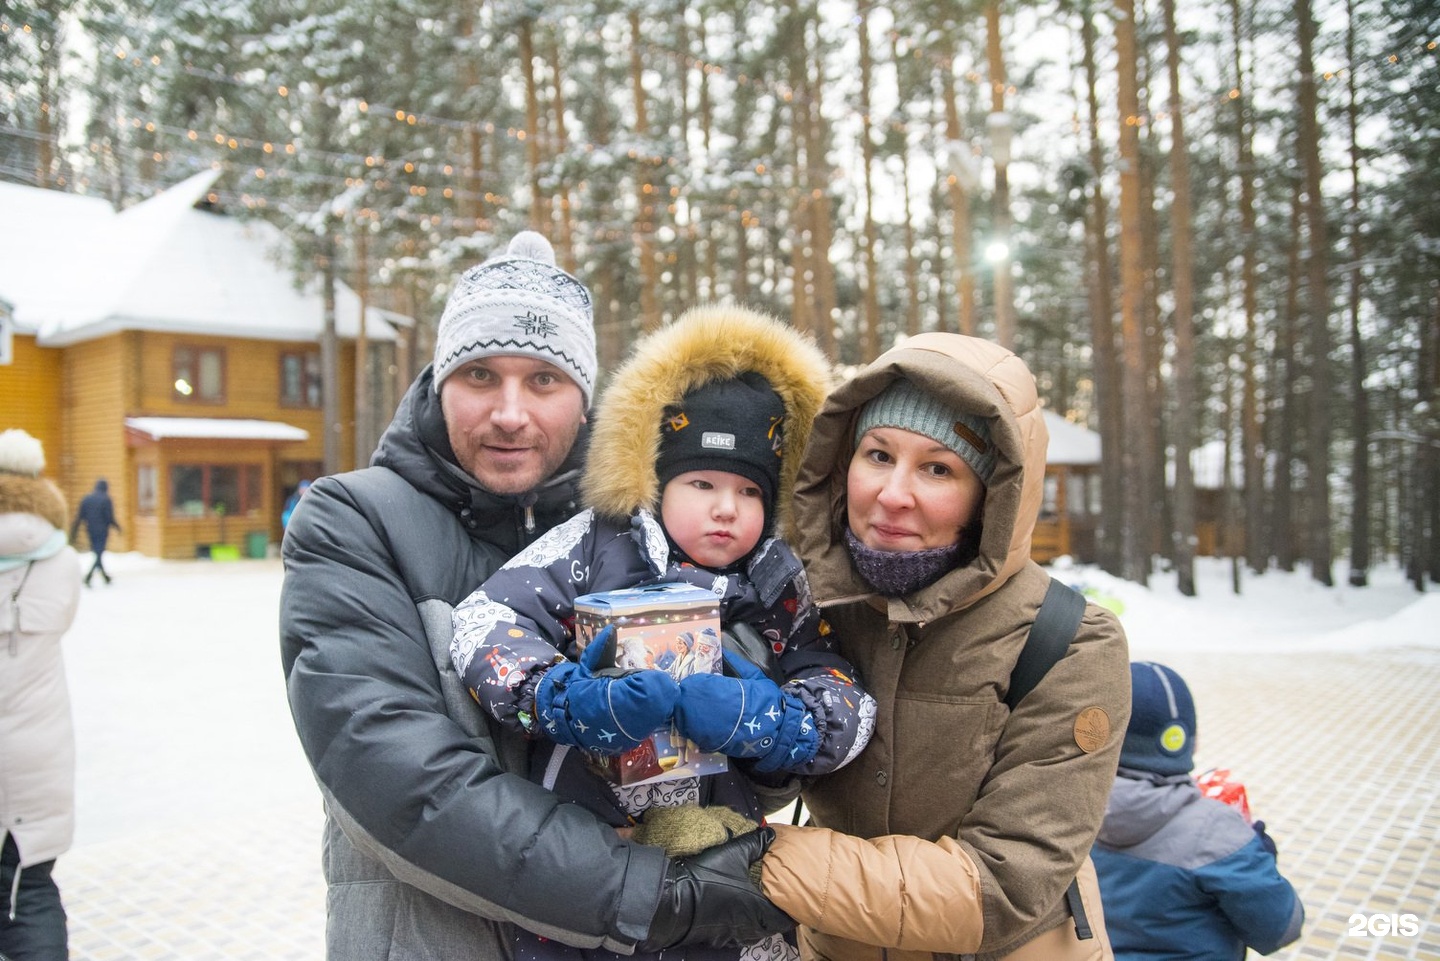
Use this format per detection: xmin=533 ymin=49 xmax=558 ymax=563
xmin=846 ymin=426 xmax=985 ymax=552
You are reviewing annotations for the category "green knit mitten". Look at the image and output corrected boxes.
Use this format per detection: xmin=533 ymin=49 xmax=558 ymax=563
xmin=632 ymin=803 xmax=759 ymax=859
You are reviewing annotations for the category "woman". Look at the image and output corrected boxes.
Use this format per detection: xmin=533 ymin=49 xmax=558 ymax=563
xmin=1 ymin=429 xmax=82 ymax=961
xmin=760 ymin=333 xmax=1131 ymax=961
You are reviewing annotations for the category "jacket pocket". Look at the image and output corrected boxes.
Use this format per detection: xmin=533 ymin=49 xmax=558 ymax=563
xmin=889 ymin=695 xmax=1002 ymax=835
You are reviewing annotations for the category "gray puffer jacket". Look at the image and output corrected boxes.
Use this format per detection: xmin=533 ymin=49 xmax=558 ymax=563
xmin=280 ymin=366 xmax=668 ymax=961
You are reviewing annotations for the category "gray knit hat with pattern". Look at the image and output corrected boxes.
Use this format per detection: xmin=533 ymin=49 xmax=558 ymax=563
xmin=432 ymin=231 xmax=597 ymax=404
xmin=853 ymin=379 xmax=998 ymax=486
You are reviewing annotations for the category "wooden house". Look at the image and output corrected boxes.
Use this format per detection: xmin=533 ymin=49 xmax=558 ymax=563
xmin=1032 ymin=410 xmax=1102 ymax=564
xmin=0 ymin=170 xmax=410 ymax=559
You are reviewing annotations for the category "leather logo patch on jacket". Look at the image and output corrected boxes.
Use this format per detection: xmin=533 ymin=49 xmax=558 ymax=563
xmin=1074 ymin=707 xmax=1110 ymax=754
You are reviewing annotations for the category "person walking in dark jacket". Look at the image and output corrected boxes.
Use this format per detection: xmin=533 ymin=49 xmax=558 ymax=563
xmin=1092 ymin=662 xmax=1304 ymax=959
xmin=280 ymin=231 xmax=790 ymax=961
xmin=69 ymin=478 xmax=120 ymax=586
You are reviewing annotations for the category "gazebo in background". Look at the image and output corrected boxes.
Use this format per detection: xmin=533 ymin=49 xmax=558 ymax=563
xmin=1032 ymin=410 xmax=1102 ymax=564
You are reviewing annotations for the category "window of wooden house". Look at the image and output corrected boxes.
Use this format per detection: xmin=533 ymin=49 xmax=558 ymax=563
xmin=1042 ymin=474 xmax=1059 ymax=518
xmin=280 ymin=350 xmax=322 ymax=407
xmin=169 ymin=464 xmax=262 ymax=515
xmin=173 ymin=346 xmax=226 ymax=403
xmin=136 ymin=465 xmax=157 ymax=515
xmin=1067 ymin=474 xmax=1090 ymax=517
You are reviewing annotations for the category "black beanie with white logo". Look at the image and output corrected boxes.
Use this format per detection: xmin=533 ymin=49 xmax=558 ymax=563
xmin=656 ymin=372 xmax=786 ymax=526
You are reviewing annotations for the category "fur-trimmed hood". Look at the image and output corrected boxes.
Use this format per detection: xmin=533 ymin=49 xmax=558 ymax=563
xmin=0 ymin=473 xmax=69 ymax=533
xmin=582 ymin=304 xmax=833 ymax=537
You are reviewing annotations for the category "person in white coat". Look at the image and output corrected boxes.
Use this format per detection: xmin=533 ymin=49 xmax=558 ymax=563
xmin=0 ymin=429 xmax=82 ymax=961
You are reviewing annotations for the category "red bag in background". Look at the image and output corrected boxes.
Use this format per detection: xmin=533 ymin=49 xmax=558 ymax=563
xmin=1196 ymin=768 xmax=1253 ymax=823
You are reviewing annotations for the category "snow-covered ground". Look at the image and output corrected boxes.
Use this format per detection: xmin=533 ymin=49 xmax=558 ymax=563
xmin=63 ymin=553 xmax=317 ymax=848
xmin=1047 ymin=554 xmax=1440 ymax=655
xmin=60 ymin=550 xmax=1436 ymax=851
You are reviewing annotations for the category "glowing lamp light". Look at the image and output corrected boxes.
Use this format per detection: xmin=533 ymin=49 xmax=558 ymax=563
xmin=174 ymin=379 xmax=193 ymax=396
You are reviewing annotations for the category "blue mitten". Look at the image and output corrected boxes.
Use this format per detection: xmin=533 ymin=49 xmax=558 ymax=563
xmin=535 ymin=626 xmax=680 ymax=755
xmin=674 ymin=650 xmax=819 ymax=773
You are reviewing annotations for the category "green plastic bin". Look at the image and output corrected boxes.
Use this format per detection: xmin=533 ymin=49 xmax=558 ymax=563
xmin=245 ymin=530 xmax=270 ymax=559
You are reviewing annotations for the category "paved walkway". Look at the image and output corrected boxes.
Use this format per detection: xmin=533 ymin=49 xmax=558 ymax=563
xmin=50 ymin=562 xmax=1439 ymax=960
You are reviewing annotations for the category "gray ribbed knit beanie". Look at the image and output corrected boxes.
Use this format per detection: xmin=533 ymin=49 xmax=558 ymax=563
xmin=853 ymin=380 xmax=998 ymax=486
xmin=432 ymin=231 xmax=597 ymax=405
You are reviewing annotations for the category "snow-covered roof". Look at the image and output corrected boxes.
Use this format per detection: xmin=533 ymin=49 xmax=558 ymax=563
xmin=0 ymin=169 xmax=409 ymax=344
xmin=125 ymin=416 xmax=309 ymax=442
xmin=1044 ymin=410 xmax=1101 ymax=466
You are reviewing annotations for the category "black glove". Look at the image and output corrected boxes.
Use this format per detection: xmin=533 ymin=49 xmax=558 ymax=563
xmin=1252 ymin=819 xmax=1279 ymax=859
xmin=638 ymin=827 xmax=794 ymax=951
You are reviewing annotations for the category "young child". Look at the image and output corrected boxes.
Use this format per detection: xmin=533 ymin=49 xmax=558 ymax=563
xmin=451 ymin=305 xmax=876 ymax=961
xmin=1092 ymin=661 xmax=1304 ymax=959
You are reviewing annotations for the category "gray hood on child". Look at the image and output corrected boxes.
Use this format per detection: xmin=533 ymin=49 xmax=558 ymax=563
xmin=1097 ymin=771 xmax=1202 ymax=848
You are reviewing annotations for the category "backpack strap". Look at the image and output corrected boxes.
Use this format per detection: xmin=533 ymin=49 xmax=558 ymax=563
xmin=1007 ymin=577 xmax=1096 ymax=942
xmin=1006 ymin=577 xmax=1087 ymax=711
xmin=6 ymin=560 xmax=37 ymax=656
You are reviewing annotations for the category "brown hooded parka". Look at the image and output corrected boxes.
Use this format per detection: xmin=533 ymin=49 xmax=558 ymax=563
xmin=760 ymin=334 xmax=1131 ymax=961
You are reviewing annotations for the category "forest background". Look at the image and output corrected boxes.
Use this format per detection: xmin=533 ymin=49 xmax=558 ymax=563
xmin=2 ymin=0 xmax=1436 ymax=596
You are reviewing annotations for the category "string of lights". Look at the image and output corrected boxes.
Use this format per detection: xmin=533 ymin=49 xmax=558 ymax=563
xmin=4 ymin=12 xmax=1432 ymax=229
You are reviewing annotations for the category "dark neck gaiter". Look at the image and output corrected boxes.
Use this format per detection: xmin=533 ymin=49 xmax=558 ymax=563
xmin=844 ymin=527 xmax=963 ymax=597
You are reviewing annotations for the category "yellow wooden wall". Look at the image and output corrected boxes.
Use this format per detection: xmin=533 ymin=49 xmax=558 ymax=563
xmin=0 ymin=333 xmax=65 ymax=482
xmin=131 ymin=330 xmax=354 ymax=470
xmin=60 ymin=334 xmax=132 ymax=549
xmin=12 ymin=327 xmax=379 ymax=558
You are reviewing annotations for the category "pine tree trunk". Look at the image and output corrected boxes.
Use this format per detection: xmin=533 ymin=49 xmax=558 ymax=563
xmin=520 ymin=17 xmax=546 ymax=230
xmin=941 ymin=42 xmax=977 ymax=336
xmin=549 ymin=38 xmax=578 ymax=274
xmin=630 ymin=10 xmax=661 ymax=333
xmin=320 ymin=224 xmax=341 ymax=476
xmin=807 ymin=16 xmax=838 ymax=357
xmin=1416 ymin=293 xmax=1440 ymax=588
xmin=857 ymin=2 xmax=883 ymax=361
xmin=353 ymin=221 xmax=372 ymax=467
xmin=1274 ymin=184 xmax=1304 ymax=572
xmin=1114 ymin=0 xmax=1149 ymax=585
xmin=1230 ymin=0 xmax=1266 ymax=574
xmin=1344 ymin=0 xmax=1371 ymax=587
xmin=1295 ymin=0 xmax=1334 ymax=586
xmin=789 ymin=1 xmax=816 ymax=339
xmin=1081 ymin=1 xmax=1123 ymax=576
xmin=986 ymin=2 xmax=1014 ymax=350
xmin=892 ymin=32 xmax=922 ymax=340
xmin=697 ymin=17 xmax=717 ymax=300
xmin=463 ymin=11 xmax=486 ymax=230
xmin=1164 ymin=0 xmax=1197 ymax=596
xmin=1137 ymin=33 xmax=1165 ymax=573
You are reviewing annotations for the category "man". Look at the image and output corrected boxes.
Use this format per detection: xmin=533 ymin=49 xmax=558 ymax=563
xmin=70 ymin=478 xmax=120 ymax=586
xmin=280 ymin=231 xmax=790 ymax=961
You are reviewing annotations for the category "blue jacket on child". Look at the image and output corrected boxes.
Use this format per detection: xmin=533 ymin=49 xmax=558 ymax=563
xmin=1094 ymin=772 xmax=1304 ymax=959
xmin=1093 ymin=662 xmax=1303 ymax=960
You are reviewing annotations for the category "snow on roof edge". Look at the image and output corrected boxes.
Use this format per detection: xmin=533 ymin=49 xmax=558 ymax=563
xmin=124 ymin=416 xmax=309 ymax=442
